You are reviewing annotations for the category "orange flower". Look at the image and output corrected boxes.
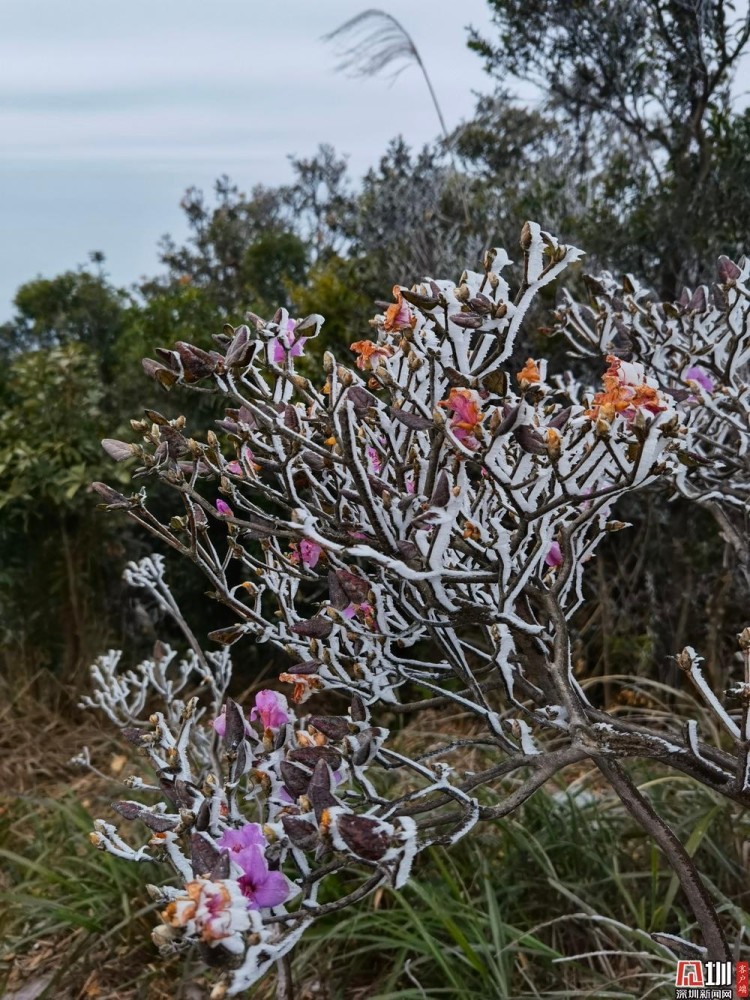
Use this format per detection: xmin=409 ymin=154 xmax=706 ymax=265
xmin=517 ymin=357 xmax=541 ymax=386
xmin=279 ymin=672 xmax=323 ymax=704
xmin=585 ymin=355 xmax=666 ymax=424
xmin=350 ymin=340 xmax=395 ymax=371
xmin=439 ymin=388 xmax=484 ymax=448
xmin=383 ymin=285 xmax=413 ymax=332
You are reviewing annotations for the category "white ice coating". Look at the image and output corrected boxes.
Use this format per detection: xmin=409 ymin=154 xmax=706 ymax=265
xmin=80 ymin=227 xmax=750 ymax=995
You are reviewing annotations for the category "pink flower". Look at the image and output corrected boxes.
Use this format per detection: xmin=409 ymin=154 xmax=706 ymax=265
xmin=684 ymin=366 xmax=714 ymax=393
xmin=250 ymin=689 xmax=289 ymax=730
xmin=439 ymin=388 xmax=484 ymax=449
xmin=290 ymin=538 xmax=323 ymax=568
xmin=217 ymin=824 xmax=289 ymax=910
xmin=215 ymin=499 xmax=233 ymax=517
xmin=366 ymin=446 xmax=382 ymax=474
xmin=218 ymin=823 xmax=266 ymax=854
xmin=226 ymin=461 xmax=243 ymax=476
xmin=271 ymin=319 xmax=306 ymax=364
xmin=342 ymin=601 xmax=375 ymax=628
xmin=235 ymin=845 xmax=290 ymax=909
xmin=383 ymin=285 xmax=414 ymax=332
xmin=545 ymin=541 xmax=563 ymax=567
xmin=162 ymin=878 xmax=250 ymax=948
xmin=299 ymin=539 xmax=322 ymax=568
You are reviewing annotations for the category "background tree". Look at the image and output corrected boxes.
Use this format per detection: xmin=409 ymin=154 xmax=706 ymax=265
xmin=466 ymin=0 xmax=750 ymax=295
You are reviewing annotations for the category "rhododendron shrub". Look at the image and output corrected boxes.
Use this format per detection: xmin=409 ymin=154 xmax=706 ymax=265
xmin=84 ymin=223 xmax=750 ymax=995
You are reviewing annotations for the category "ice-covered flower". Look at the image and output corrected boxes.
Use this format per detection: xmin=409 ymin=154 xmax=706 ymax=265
xmin=439 ymin=388 xmax=484 ymax=448
xmin=684 ymin=366 xmax=715 ymax=393
xmin=383 ymin=285 xmax=414 ymax=332
xmin=278 ymin=670 xmax=323 ymax=704
xmin=215 ymin=498 xmax=233 ymax=517
xmin=517 ymin=357 xmax=541 ymax=386
xmin=585 ymin=355 xmax=666 ymax=424
xmin=342 ymin=601 xmax=375 ymax=629
xmin=250 ymin=689 xmax=289 ymax=730
xmin=290 ymin=538 xmax=323 ymax=568
xmin=366 ymin=446 xmax=382 ymax=474
xmin=271 ymin=319 xmax=306 ymax=364
xmin=350 ymin=339 xmax=395 ymax=371
xmin=161 ymin=878 xmax=250 ymax=951
xmin=545 ymin=541 xmax=563 ymax=567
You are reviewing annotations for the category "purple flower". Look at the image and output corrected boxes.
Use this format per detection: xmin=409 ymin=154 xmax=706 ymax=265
xmin=250 ymin=689 xmax=289 ymax=730
xmin=342 ymin=601 xmax=375 ymax=629
xmin=234 ymin=846 xmax=290 ymax=909
xmin=218 ymin=824 xmax=290 ymax=910
xmin=226 ymin=461 xmax=243 ymax=476
xmin=366 ymin=446 xmax=382 ymax=474
xmin=299 ymin=539 xmax=322 ymax=568
xmin=271 ymin=319 xmax=307 ymax=365
xmin=215 ymin=499 xmax=233 ymax=517
xmin=545 ymin=541 xmax=563 ymax=568
xmin=684 ymin=366 xmax=715 ymax=394
xmin=218 ymin=822 xmax=266 ymax=854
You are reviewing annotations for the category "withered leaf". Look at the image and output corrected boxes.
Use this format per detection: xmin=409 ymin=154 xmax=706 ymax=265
xmin=208 ymin=625 xmax=246 ymax=646
xmin=346 ymin=386 xmax=377 ymax=414
xmin=190 ymin=832 xmax=223 ymax=876
xmin=335 ymin=569 xmax=370 ymax=606
xmin=513 ymin=425 xmax=547 ymax=454
xmin=430 ymin=470 xmax=450 ymax=507
xmin=350 ymin=694 xmax=367 ymax=723
xmin=225 ymin=326 xmax=255 ymax=367
xmin=308 ymin=759 xmax=338 ymax=822
xmin=288 ymin=745 xmax=342 ymax=770
xmin=397 ymin=540 xmax=420 ymax=561
xmin=194 ymin=798 xmax=211 ymax=832
xmin=718 ymin=255 xmax=741 ymax=283
xmin=281 ymin=815 xmax=319 ymax=850
xmin=101 ymin=438 xmax=133 ymax=462
xmin=175 ymin=341 xmax=217 ymax=381
xmin=387 ymin=406 xmax=433 ymax=431
xmin=336 ymin=813 xmax=390 ymax=861
xmin=548 ymin=406 xmax=573 ymax=430
xmin=443 ymin=366 xmax=472 ymax=388
xmin=449 ymin=312 xmax=484 ymax=329
xmin=497 ymin=403 xmax=520 ymax=435
xmin=328 ymin=571 xmax=348 ymax=610
xmin=283 ymin=404 xmax=300 ymax=431
xmin=308 ymin=716 xmax=351 ymax=741
xmin=209 ymin=849 xmax=230 ymax=880
xmin=91 ymin=482 xmax=133 ymax=508
xmin=280 ymin=761 xmax=311 ymax=799
xmin=291 ymin=617 xmax=334 ymax=639
xmin=111 ymin=801 xmax=178 ymax=833
xmin=287 ymin=659 xmax=323 ymax=675
xmin=223 ymin=699 xmax=247 ymax=752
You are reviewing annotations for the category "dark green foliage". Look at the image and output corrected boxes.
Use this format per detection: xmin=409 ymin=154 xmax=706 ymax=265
xmin=466 ymin=0 xmax=750 ymax=295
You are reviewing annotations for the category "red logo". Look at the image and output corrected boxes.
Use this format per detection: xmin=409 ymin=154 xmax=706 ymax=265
xmin=737 ymin=960 xmax=749 ymax=998
xmin=675 ymin=961 xmax=705 ymax=987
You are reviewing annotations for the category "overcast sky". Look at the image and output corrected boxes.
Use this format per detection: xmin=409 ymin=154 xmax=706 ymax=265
xmin=0 ymin=1 xmax=496 ymax=319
